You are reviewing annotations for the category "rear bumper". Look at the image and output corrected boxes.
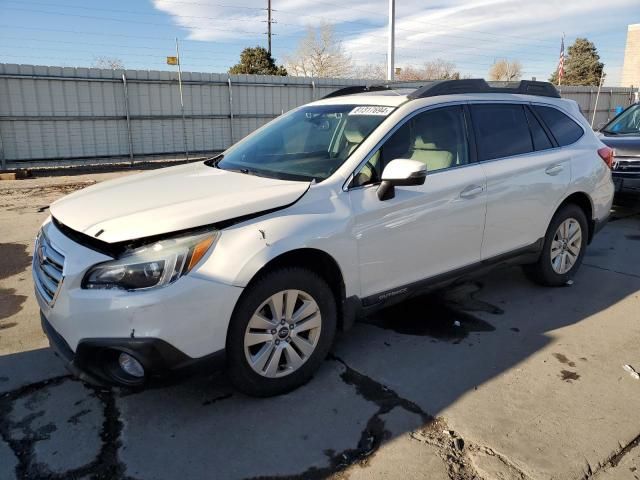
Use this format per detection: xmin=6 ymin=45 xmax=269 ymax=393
xmin=612 ymin=173 xmax=640 ymax=195
xmin=41 ymin=312 xmax=225 ymax=388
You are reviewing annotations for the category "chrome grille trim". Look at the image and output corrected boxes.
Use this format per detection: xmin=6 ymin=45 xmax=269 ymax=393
xmin=33 ymin=229 xmax=65 ymax=306
xmin=614 ymin=159 xmax=640 ymax=174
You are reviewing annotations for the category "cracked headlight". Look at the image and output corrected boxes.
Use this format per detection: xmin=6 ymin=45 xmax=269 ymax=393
xmin=82 ymin=231 xmax=218 ymax=291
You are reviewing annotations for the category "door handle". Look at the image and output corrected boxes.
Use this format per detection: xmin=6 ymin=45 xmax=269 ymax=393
xmin=545 ymin=164 xmax=564 ymax=176
xmin=460 ymin=184 xmax=484 ymax=199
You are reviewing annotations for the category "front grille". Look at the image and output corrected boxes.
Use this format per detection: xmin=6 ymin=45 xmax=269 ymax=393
xmin=614 ymin=157 xmax=640 ymax=175
xmin=33 ymin=229 xmax=65 ymax=306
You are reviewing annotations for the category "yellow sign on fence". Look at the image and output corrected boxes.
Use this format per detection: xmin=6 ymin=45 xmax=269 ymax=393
xmin=166 ymin=56 xmax=179 ymax=66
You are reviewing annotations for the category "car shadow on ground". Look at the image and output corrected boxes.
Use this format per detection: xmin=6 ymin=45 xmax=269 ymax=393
xmin=1 ymin=202 xmax=639 ymax=480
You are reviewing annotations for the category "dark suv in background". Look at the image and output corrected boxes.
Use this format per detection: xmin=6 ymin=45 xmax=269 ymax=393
xmin=598 ymin=103 xmax=640 ymax=196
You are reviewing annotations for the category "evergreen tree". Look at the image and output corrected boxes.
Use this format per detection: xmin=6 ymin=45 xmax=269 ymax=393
xmin=549 ymin=38 xmax=604 ymax=86
xmin=229 ymin=47 xmax=287 ymax=76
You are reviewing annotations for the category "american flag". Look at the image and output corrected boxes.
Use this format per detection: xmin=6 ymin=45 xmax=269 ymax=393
xmin=557 ymin=35 xmax=565 ymax=85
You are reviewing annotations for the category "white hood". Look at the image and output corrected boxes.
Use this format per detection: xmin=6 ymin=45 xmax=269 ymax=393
xmin=50 ymin=162 xmax=309 ymax=243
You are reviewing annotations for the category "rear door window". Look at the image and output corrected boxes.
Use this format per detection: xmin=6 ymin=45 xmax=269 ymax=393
xmin=470 ymin=104 xmax=533 ymax=161
xmin=524 ymin=107 xmax=553 ymax=151
xmin=533 ymin=106 xmax=584 ymax=146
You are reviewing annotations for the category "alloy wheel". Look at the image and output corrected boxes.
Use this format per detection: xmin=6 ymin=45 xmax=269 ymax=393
xmin=244 ymin=289 xmax=322 ymax=378
xmin=550 ymin=218 xmax=582 ymax=274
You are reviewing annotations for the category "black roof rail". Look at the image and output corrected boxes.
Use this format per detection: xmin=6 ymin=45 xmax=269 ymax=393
xmin=407 ymin=79 xmax=560 ymax=99
xmin=322 ymin=85 xmax=391 ymax=99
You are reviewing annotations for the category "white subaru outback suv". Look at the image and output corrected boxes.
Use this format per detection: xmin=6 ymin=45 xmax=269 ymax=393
xmin=34 ymin=79 xmax=614 ymax=396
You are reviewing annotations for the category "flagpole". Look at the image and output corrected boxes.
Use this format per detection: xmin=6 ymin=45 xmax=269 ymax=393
xmin=558 ymin=33 xmax=565 ymax=87
xmin=591 ymin=68 xmax=605 ymax=128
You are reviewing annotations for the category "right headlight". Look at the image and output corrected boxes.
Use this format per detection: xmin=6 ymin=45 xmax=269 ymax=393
xmin=82 ymin=231 xmax=218 ymax=291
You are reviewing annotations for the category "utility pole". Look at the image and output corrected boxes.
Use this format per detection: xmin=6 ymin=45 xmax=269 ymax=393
xmin=387 ymin=0 xmax=395 ymax=81
xmin=175 ymin=37 xmax=189 ymax=161
xmin=267 ymin=0 xmax=272 ymax=55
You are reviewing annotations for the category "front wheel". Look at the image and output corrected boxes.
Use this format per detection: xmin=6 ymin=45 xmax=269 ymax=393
xmin=524 ymin=204 xmax=588 ymax=287
xmin=226 ymin=268 xmax=337 ymax=397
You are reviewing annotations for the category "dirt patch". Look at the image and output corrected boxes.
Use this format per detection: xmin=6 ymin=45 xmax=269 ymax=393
xmin=0 ymin=288 xmax=27 ymax=321
xmin=0 ymin=181 xmax=95 ymax=198
xmin=0 ymin=243 xmax=31 ymax=280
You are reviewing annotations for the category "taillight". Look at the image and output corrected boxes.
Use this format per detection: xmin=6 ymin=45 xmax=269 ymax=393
xmin=597 ymin=146 xmax=615 ymax=169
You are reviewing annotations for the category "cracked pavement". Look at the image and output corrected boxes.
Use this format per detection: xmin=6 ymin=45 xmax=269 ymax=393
xmin=1 ymin=171 xmax=640 ymax=480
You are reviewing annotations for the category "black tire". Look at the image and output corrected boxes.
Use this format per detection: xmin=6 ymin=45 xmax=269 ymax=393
xmin=524 ymin=203 xmax=589 ymax=287
xmin=226 ymin=267 xmax=337 ymax=397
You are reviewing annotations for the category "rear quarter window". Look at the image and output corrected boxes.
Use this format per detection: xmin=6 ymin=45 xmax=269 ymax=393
xmin=470 ymin=104 xmax=533 ymax=161
xmin=533 ymin=105 xmax=584 ymax=146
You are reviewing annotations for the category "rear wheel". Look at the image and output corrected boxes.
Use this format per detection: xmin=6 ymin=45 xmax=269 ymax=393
xmin=524 ymin=204 xmax=588 ymax=286
xmin=226 ymin=267 xmax=337 ymax=397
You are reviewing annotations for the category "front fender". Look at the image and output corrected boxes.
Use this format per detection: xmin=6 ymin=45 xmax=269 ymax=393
xmin=198 ymin=189 xmax=361 ymax=298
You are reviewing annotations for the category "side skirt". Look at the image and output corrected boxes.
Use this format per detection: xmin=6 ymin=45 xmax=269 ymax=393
xmin=359 ymin=238 xmax=544 ymax=312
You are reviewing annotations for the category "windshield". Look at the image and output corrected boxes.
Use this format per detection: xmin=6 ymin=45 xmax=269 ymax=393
xmin=215 ymin=104 xmax=394 ymax=182
xmin=602 ymin=104 xmax=640 ymax=135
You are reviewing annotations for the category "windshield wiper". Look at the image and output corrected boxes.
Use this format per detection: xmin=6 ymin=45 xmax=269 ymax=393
xmin=222 ymin=167 xmax=267 ymax=177
xmin=204 ymin=154 xmax=224 ymax=167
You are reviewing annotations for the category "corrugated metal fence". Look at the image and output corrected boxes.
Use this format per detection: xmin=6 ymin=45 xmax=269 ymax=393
xmin=557 ymin=85 xmax=638 ymax=129
xmin=0 ymin=63 xmax=637 ymax=168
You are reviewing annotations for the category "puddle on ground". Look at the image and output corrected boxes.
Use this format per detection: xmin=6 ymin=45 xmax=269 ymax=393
xmin=0 ymin=288 xmax=27 ymax=321
xmin=553 ymin=353 xmax=576 ymax=367
xmin=362 ymin=283 xmax=500 ymax=342
xmin=0 ymin=243 xmax=31 ymax=280
xmin=560 ymin=370 xmax=580 ymax=383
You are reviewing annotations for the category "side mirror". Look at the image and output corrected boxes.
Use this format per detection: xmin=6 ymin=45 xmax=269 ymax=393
xmin=377 ymin=159 xmax=427 ymax=200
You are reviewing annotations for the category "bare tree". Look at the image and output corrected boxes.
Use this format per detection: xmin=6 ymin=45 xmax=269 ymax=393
xmin=285 ymin=23 xmax=352 ymax=78
xmin=352 ymin=63 xmax=386 ymax=80
xmin=92 ymin=56 xmax=125 ymax=70
xmin=394 ymin=59 xmax=461 ymax=81
xmin=423 ymin=58 xmax=460 ymax=80
xmin=352 ymin=59 xmax=463 ymax=82
xmin=488 ymin=59 xmax=522 ymax=81
xmin=395 ymin=65 xmax=425 ymax=81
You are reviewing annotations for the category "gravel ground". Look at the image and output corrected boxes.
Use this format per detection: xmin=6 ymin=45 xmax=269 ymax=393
xmin=1 ymin=168 xmax=640 ymax=480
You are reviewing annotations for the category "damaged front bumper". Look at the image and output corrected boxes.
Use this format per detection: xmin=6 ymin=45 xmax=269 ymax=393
xmin=41 ymin=312 xmax=226 ymax=388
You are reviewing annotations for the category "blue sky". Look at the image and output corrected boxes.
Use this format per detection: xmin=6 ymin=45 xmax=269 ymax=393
xmin=1 ymin=0 xmax=638 ymax=85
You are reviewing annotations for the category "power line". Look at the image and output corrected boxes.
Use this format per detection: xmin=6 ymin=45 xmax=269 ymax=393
xmin=4 ymin=3 xmax=626 ymax=58
xmin=0 ymin=2 xmax=627 ymax=75
xmin=23 ymin=0 xmax=555 ymax=55
xmin=3 ymin=1 xmax=266 ymax=24
xmin=9 ymin=0 xmax=628 ymax=56
xmin=0 ymin=36 xmax=623 ymax=77
xmin=2 ymin=45 xmax=242 ymax=62
xmin=2 ymin=7 xmax=272 ymax=37
xmin=0 ymin=11 xmax=600 ymax=67
xmin=1 ymin=0 xmax=590 ymax=55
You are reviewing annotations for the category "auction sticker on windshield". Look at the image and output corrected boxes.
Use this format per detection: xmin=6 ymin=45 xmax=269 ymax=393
xmin=349 ymin=106 xmax=395 ymax=116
